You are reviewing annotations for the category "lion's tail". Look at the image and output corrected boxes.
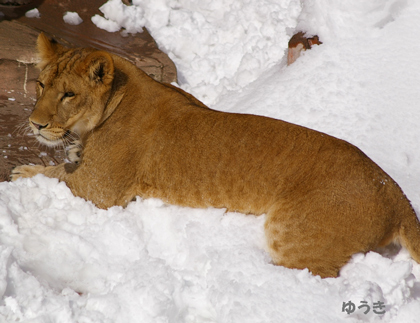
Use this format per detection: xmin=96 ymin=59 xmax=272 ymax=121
xmin=398 ymin=199 xmax=420 ymax=263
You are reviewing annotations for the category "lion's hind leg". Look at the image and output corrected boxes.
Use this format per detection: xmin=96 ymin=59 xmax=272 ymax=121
xmin=264 ymin=202 xmax=354 ymax=278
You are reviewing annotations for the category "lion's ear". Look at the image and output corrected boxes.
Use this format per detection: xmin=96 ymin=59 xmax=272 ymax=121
xmin=81 ymin=51 xmax=115 ymax=86
xmin=36 ymin=33 xmax=65 ymax=70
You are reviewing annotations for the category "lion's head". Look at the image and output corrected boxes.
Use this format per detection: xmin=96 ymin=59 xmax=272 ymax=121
xmin=29 ymin=33 xmax=117 ymax=147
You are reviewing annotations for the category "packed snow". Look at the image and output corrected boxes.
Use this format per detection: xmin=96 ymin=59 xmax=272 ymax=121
xmin=63 ymin=12 xmax=83 ymax=26
xmin=1 ymin=0 xmax=420 ymax=322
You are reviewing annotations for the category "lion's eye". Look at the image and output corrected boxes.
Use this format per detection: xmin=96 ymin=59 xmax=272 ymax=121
xmin=62 ymin=92 xmax=75 ymax=100
xmin=37 ymin=81 xmax=45 ymax=89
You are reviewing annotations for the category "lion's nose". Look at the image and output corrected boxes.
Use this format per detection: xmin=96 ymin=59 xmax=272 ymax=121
xmin=31 ymin=121 xmax=49 ymax=130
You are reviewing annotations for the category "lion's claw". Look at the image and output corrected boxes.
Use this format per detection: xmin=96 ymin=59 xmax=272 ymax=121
xmin=66 ymin=139 xmax=83 ymax=164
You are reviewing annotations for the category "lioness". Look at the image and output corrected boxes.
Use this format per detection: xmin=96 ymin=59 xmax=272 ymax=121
xmin=11 ymin=33 xmax=420 ymax=278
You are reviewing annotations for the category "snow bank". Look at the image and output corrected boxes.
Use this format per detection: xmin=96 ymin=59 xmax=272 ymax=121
xmin=1 ymin=176 xmax=419 ymax=322
xmin=92 ymin=0 xmax=302 ymax=105
xmin=1 ymin=0 xmax=420 ymax=322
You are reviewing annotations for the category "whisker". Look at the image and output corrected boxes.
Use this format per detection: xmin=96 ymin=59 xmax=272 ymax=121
xmin=14 ymin=121 xmax=30 ymax=137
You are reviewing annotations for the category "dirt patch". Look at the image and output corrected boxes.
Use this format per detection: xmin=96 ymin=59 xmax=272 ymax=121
xmin=0 ymin=59 xmax=66 ymax=181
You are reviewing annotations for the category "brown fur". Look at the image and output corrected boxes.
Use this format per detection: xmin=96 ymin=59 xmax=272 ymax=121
xmin=11 ymin=33 xmax=420 ymax=278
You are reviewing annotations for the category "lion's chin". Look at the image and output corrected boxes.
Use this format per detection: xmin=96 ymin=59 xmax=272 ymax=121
xmin=32 ymin=127 xmax=72 ymax=147
xmin=35 ymin=134 xmax=64 ymax=147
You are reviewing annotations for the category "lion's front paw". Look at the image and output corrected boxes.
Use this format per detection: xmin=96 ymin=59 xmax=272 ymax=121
xmin=66 ymin=140 xmax=83 ymax=164
xmin=11 ymin=165 xmax=46 ymax=181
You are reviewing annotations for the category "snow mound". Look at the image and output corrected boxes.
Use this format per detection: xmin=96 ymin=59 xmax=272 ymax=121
xmin=63 ymin=12 xmax=83 ymax=26
xmin=25 ymin=8 xmax=40 ymax=19
xmin=0 ymin=176 xmax=419 ymax=322
xmin=92 ymin=0 xmax=302 ymax=105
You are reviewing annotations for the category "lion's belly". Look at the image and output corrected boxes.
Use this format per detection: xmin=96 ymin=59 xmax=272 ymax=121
xmin=129 ymin=114 xmax=325 ymax=214
xmin=135 ymin=140 xmax=290 ymax=215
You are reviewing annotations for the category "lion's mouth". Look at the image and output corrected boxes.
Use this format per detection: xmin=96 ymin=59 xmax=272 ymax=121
xmin=34 ymin=130 xmax=72 ymax=148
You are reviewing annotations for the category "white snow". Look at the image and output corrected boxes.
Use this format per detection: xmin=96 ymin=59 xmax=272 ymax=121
xmin=63 ymin=12 xmax=83 ymax=26
xmin=1 ymin=0 xmax=420 ymax=322
xmin=25 ymin=8 xmax=40 ymax=19
xmin=92 ymin=0 xmax=146 ymax=33
xmin=92 ymin=0 xmax=301 ymax=105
